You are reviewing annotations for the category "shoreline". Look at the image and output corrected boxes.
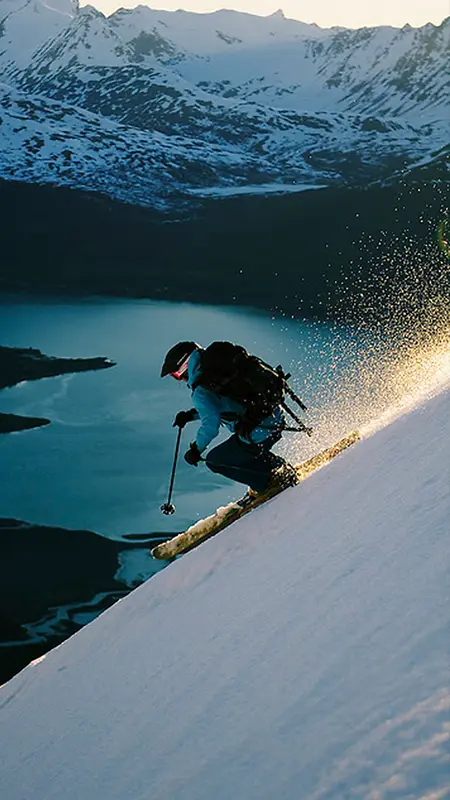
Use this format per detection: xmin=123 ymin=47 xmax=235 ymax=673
xmin=0 ymin=517 xmax=166 ymax=685
xmin=0 ymin=412 xmax=50 ymax=434
xmin=0 ymin=345 xmax=115 ymax=434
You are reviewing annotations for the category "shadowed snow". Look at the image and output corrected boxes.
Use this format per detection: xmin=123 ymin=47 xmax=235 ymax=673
xmin=0 ymin=381 xmax=449 ymax=799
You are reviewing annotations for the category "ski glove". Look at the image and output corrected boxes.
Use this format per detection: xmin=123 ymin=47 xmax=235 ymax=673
xmin=184 ymin=442 xmax=202 ymax=466
xmin=173 ymin=408 xmax=197 ymax=429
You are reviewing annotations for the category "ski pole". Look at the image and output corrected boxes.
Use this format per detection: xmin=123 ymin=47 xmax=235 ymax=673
xmin=284 ymin=381 xmax=308 ymax=413
xmin=256 ymin=423 xmax=312 ymax=434
xmin=276 ymin=365 xmax=308 ymax=412
xmin=282 ymin=401 xmax=313 ymax=437
xmin=161 ymin=425 xmax=183 ymax=515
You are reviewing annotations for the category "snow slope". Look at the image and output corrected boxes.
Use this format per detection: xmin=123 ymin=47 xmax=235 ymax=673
xmin=0 ymin=0 xmax=78 ymax=71
xmin=0 ymin=374 xmax=449 ymax=798
xmin=4 ymin=80 xmax=441 ymax=206
xmin=0 ymin=83 xmax=267 ymax=207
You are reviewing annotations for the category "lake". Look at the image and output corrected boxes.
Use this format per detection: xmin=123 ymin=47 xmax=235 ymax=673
xmin=0 ymin=294 xmax=366 ymax=539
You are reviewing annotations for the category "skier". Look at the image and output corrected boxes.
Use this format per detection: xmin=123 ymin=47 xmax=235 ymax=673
xmin=161 ymin=341 xmax=297 ymax=496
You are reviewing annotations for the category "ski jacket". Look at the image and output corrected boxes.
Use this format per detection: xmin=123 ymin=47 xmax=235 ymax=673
xmin=187 ymin=349 xmax=285 ymax=453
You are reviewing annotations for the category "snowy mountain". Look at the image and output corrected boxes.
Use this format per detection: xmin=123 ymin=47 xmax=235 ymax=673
xmin=0 ymin=1 xmax=448 ymax=207
xmin=0 ymin=83 xmax=270 ymax=207
xmin=0 ymin=371 xmax=448 ymax=798
xmin=0 ymin=0 xmax=78 ymax=71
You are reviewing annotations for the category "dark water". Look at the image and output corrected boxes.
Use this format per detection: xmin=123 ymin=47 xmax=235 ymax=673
xmin=0 ymin=294 xmax=363 ymax=538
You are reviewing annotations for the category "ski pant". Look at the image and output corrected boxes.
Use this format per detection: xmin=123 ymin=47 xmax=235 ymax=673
xmin=205 ymin=432 xmax=285 ymax=493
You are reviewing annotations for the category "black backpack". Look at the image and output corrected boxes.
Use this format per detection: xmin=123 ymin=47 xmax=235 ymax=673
xmin=192 ymin=341 xmax=285 ymax=431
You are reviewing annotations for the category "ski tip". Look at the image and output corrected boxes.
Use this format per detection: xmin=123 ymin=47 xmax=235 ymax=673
xmin=151 ymin=543 xmax=177 ymax=561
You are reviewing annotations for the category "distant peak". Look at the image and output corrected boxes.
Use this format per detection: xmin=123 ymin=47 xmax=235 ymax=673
xmin=79 ymin=4 xmax=104 ymax=16
xmin=269 ymin=9 xmax=285 ymax=20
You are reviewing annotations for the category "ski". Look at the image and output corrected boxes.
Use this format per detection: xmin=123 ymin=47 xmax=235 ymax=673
xmin=151 ymin=430 xmax=360 ymax=560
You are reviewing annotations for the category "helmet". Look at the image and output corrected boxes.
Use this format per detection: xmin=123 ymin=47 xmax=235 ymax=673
xmin=161 ymin=341 xmax=199 ymax=378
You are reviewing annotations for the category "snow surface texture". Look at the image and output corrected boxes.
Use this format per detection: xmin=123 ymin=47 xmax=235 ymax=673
xmin=0 ymin=1 xmax=448 ymax=207
xmin=0 ymin=377 xmax=449 ymax=798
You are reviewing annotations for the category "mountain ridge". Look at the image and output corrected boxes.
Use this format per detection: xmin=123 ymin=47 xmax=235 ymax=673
xmin=0 ymin=1 xmax=448 ymax=207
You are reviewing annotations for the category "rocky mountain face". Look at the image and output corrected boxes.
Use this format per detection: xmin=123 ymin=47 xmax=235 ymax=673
xmin=0 ymin=1 xmax=448 ymax=208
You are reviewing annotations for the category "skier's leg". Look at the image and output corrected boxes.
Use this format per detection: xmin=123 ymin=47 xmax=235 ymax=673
xmin=206 ymin=436 xmax=266 ymax=491
xmin=205 ymin=434 xmax=285 ymax=492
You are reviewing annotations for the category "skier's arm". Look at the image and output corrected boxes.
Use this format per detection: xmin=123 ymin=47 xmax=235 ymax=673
xmin=192 ymin=388 xmax=221 ymax=452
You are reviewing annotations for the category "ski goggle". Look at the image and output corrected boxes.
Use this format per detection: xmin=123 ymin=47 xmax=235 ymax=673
xmin=170 ymin=357 xmax=190 ymax=381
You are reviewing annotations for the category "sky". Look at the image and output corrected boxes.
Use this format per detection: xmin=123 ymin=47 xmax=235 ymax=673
xmin=82 ymin=0 xmax=450 ymax=29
